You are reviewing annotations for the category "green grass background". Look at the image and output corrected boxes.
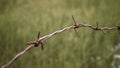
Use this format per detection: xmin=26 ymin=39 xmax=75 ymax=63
xmin=0 ymin=0 xmax=120 ymax=68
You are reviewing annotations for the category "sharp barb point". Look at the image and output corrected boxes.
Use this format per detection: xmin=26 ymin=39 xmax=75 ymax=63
xmin=96 ymin=21 xmax=99 ymax=28
xmin=37 ymin=32 xmax=40 ymax=39
xmin=101 ymin=30 xmax=106 ymax=35
xmin=41 ymin=43 xmax=44 ymax=50
xmin=72 ymin=16 xmax=77 ymax=25
xmin=74 ymin=29 xmax=80 ymax=37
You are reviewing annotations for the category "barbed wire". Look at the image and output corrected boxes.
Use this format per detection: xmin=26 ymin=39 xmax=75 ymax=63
xmin=2 ymin=16 xmax=120 ymax=68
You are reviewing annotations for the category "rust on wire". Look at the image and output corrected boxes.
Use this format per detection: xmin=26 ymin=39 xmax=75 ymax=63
xmin=26 ymin=32 xmax=44 ymax=50
xmin=91 ymin=22 xmax=106 ymax=35
xmin=2 ymin=16 xmax=120 ymax=68
xmin=117 ymin=26 xmax=120 ymax=34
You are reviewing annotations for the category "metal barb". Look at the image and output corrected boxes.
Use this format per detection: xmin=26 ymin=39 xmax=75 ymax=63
xmin=92 ymin=22 xmax=99 ymax=38
xmin=37 ymin=32 xmax=44 ymax=50
xmin=72 ymin=16 xmax=80 ymax=37
xmin=92 ymin=21 xmax=99 ymax=38
xmin=96 ymin=21 xmax=99 ymax=28
xmin=26 ymin=32 xmax=44 ymax=50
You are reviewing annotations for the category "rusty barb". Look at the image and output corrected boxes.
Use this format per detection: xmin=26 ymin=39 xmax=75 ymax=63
xmin=26 ymin=32 xmax=44 ymax=50
xmin=72 ymin=16 xmax=80 ymax=37
xmin=91 ymin=22 xmax=106 ymax=35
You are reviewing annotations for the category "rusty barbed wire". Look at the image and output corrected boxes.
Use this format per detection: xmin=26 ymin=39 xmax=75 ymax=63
xmin=2 ymin=16 xmax=120 ymax=68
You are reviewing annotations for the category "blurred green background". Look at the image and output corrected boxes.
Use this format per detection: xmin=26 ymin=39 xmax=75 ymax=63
xmin=0 ymin=0 xmax=120 ymax=68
